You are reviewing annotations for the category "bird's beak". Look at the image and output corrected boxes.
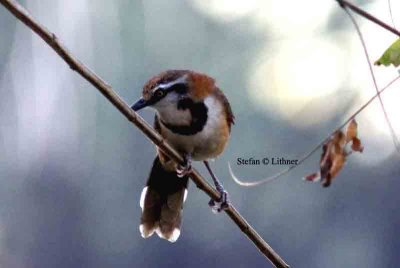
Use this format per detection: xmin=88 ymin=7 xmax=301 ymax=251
xmin=131 ymin=98 xmax=149 ymax=111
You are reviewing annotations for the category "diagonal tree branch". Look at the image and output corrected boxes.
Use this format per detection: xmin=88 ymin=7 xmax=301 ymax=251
xmin=0 ymin=0 xmax=290 ymax=267
xmin=337 ymin=0 xmax=400 ymax=37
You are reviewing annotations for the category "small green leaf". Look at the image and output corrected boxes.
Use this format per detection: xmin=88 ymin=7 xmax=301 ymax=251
xmin=375 ymin=39 xmax=400 ymax=67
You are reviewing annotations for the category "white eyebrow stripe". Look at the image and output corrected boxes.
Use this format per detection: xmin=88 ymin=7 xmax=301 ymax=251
xmin=152 ymin=74 xmax=188 ymax=93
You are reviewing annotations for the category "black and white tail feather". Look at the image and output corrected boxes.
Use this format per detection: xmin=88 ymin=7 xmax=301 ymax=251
xmin=139 ymin=156 xmax=188 ymax=242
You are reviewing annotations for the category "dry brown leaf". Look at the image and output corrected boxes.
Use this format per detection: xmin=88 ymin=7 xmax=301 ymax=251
xmin=346 ymin=119 xmax=358 ymax=143
xmin=329 ymin=152 xmax=346 ymax=180
xmin=303 ymin=119 xmax=364 ymax=187
xmin=319 ymin=131 xmax=347 ymax=187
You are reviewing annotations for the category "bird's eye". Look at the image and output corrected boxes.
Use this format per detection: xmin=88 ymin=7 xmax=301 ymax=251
xmin=154 ymin=90 xmax=165 ymax=98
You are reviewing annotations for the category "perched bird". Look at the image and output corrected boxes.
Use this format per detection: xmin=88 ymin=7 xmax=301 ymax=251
xmin=131 ymin=70 xmax=234 ymax=242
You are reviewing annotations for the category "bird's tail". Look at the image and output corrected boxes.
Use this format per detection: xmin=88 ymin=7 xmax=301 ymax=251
xmin=139 ymin=156 xmax=188 ymax=242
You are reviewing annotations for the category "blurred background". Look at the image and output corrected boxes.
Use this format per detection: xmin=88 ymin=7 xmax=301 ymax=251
xmin=0 ymin=0 xmax=400 ymax=267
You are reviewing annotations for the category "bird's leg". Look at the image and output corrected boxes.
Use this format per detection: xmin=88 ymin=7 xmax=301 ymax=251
xmin=204 ymin=160 xmax=230 ymax=213
xmin=176 ymin=153 xmax=192 ymax=178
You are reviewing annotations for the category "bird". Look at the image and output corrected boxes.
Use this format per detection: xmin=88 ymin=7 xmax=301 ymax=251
xmin=131 ymin=70 xmax=234 ymax=243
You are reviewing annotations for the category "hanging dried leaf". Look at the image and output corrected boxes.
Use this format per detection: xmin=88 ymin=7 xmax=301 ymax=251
xmin=320 ymin=131 xmax=347 ymax=187
xmin=303 ymin=119 xmax=363 ymax=187
xmin=325 ymin=150 xmax=346 ymax=187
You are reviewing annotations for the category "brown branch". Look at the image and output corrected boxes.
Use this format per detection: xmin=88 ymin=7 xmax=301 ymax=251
xmin=0 ymin=0 xmax=290 ymax=267
xmin=337 ymin=0 xmax=400 ymax=37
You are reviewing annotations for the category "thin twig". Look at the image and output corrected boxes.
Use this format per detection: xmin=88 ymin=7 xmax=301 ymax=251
xmin=0 ymin=0 xmax=290 ymax=267
xmin=388 ymin=0 xmax=396 ymax=30
xmin=229 ymin=75 xmax=400 ymax=186
xmin=337 ymin=0 xmax=400 ymax=37
xmin=343 ymin=7 xmax=400 ymax=152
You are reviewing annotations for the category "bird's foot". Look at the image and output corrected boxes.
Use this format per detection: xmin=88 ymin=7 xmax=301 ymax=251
xmin=176 ymin=154 xmax=192 ymax=178
xmin=208 ymin=187 xmax=230 ymax=213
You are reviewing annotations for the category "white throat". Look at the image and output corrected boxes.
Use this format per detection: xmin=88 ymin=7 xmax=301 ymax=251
xmin=153 ymin=92 xmax=191 ymax=125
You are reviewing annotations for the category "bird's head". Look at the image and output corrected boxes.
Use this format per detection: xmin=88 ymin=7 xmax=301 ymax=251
xmin=131 ymin=70 xmax=215 ymax=113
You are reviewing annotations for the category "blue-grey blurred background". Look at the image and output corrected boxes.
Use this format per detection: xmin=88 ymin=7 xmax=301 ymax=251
xmin=0 ymin=0 xmax=399 ymax=267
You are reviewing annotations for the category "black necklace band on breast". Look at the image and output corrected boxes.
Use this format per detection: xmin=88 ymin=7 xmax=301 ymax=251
xmin=160 ymin=98 xmax=208 ymax=136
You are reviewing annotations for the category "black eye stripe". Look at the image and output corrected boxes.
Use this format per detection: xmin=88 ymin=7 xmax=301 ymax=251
xmin=157 ymin=83 xmax=188 ymax=94
xmin=168 ymin=83 xmax=188 ymax=94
